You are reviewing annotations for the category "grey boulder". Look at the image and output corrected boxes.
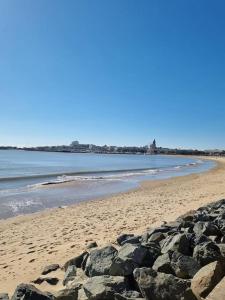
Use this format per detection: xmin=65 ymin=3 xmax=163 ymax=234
xmin=152 ymin=252 xmax=174 ymax=275
xmin=63 ymin=265 xmax=77 ymax=286
xmin=55 ymin=284 xmax=81 ymax=300
xmin=110 ymin=243 xmax=159 ymax=276
xmin=85 ymin=245 xmax=118 ymax=277
xmin=11 ymin=284 xmax=55 ymax=300
xmin=42 ymin=264 xmax=60 ymax=275
xmin=193 ymin=241 xmax=221 ymax=266
xmin=134 ymin=267 xmax=190 ymax=300
xmin=170 ymin=252 xmax=201 ymax=279
xmin=64 ymin=252 xmax=89 ymax=270
xmin=83 ymin=275 xmax=128 ymax=300
xmin=161 ymin=233 xmax=191 ymax=255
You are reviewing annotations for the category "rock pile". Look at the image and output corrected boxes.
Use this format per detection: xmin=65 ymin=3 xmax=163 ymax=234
xmin=5 ymin=199 xmax=225 ymax=299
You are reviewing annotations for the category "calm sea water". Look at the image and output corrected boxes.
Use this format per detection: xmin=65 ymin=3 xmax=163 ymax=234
xmin=0 ymin=150 xmax=216 ymax=219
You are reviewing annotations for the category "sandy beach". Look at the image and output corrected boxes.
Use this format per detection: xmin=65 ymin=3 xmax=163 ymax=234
xmin=1 ymin=156 xmax=225 ymax=296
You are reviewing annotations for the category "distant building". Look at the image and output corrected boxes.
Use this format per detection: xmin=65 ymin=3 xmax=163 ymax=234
xmin=148 ymin=139 xmax=157 ymax=154
xmin=70 ymin=140 xmax=79 ymax=147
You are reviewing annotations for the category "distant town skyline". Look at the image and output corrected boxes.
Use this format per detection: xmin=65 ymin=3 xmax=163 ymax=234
xmin=1 ymin=1 xmax=225 ymax=149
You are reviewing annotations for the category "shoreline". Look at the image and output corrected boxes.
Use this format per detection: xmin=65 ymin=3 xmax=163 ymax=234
xmin=1 ymin=156 xmax=224 ymax=295
xmin=0 ymin=155 xmax=215 ymax=220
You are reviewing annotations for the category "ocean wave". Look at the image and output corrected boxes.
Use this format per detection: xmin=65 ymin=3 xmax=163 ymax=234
xmin=0 ymin=159 xmax=204 ymax=192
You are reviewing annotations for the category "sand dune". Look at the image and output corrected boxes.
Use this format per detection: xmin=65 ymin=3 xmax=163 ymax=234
xmin=1 ymin=156 xmax=225 ymax=296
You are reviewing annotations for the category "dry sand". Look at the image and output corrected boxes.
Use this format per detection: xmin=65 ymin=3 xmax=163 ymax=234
xmin=1 ymin=156 xmax=225 ymax=295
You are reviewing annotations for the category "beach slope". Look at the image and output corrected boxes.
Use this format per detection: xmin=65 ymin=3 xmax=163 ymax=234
xmin=1 ymin=157 xmax=225 ymax=295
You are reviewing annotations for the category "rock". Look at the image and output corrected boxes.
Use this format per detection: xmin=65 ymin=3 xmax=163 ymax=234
xmin=32 ymin=277 xmax=59 ymax=285
xmin=170 ymin=252 xmax=201 ymax=279
xmin=177 ymin=211 xmax=195 ymax=222
xmin=217 ymin=243 xmax=225 ymax=256
xmin=114 ymin=292 xmax=143 ymax=299
xmin=152 ymin=252 xmax=174 ymax=275
xmin=110 ymin=243 xmax=160 ymax=276
xmin=64 ymin=252 xmax=89 ymax=270
xmin=55 ymin=284 xmax=81 ymax=300
xmin=66 ymin=268 xmax=88 ymax=288
xmin=120 ymin=236 xmax=141 ymax=246
xmin=42 ymin=264 xmax=60 ymax=275
xmin=0 ymin=294 xmax=9 ymax=300
xmin=117 ymin=234 xmax=134 ymax=245
xmin=85 ymin=245 xmax=118 ymax=277
xmin=86 ymin=241 xmax=98 ymax=249
xmin=83 ymin=275 xmax=128 ymax=300
xmin=193 ymin=222 xmax=220 ymax=237
xmin=134 ymin=267 xmax=190 ymax=300
xmin=63 ymin=265 xmax=77 ymax=286
xmin=148 ymin=232 xmax=165 ymax=243
xmin=77 ymin=288 xmax=88 ymax=300
xmin=191 ymin=260 xmax=225 ymax=299
xmin=81 ymin=253 xmax=89 ymax=271
xmin=181 ymin=288 xmax=198 ymax=300
xmin=193 ymin=241 xmax=222 ymax=266
xmin=11 ymin=284 xmax=54 ymax=300
xmin=161 ymin=233 xmax=191 ymax=255
xmin=121 ymin=291 xmax=142 ymax=298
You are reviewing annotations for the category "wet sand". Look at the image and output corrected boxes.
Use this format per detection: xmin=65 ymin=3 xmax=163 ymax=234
xmin=1 ymin=156 xmax=225 ymax=295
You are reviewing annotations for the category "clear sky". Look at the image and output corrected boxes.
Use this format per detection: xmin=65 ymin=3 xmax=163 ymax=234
xmin=1 ymin=0 xmax=225 ymax=149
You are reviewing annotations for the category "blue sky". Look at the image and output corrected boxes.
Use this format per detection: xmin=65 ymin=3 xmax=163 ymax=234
xmin=1 ymin=0 xmax=225 ymax=149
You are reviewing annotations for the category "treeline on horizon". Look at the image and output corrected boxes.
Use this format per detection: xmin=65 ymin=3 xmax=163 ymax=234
xmin=0 ymin=144 xmax=224 ymax=156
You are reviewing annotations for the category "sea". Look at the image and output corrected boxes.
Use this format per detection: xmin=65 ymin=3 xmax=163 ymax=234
xmin=0 ymin=150 xmax=216 ymax=219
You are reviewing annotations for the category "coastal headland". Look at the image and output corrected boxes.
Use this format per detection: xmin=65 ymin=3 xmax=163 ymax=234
xmin=1 ymin=156 xmax=225 ymax=296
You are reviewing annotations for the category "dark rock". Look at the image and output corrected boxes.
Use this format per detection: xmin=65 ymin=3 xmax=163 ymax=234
xmin=85 ymin=245 xmax=118 ymax=277
xmin=121 ymin=236 xmax=141 ymax=246
xmin=0 ymin=294 xmax=9 ymax=300
xmin=114 ymin=291 xmax=143 ymax=299
xmin=32 ymin=277 xmax=59 ymax=285
xmin=42 ymin=264 xmax=60 ymax=275
xmin=208 ymin=235 xmax=220 ymax=243
xmin=64 ymin=252 xmax=89 ymax=270
xmin=193 ymin=241 xmax=222 ymax=266
xmin=181 ymin=288 xmax=198 ymax=300
xmin=141 ymin=226 xmax=173 ymax=243
xmin=148 ymin=232 xmax=165 ymax=243
xmin=110 ymin=243 xmax=160 ymax=276
xmin=63 ymin=265 xmax=77 ymax=286
xmin=152 ymin=252 xmax=174 ymax=275
xmin=81 ymin=253 xmax=89 ymax=271
xmin=11 ymin=284 xmax=55 ymax=300
xmin=194 ymin=212 xmax=211 ymax=222
xmin=134 ymin=267 xmax=191 ymax=300
xmin=117 ymin=234 xmax=134 ymax=246
xmin=86 ymin=241 xmax=98 ymax=249
xmin=191 ymin=234 xmax=211 ymax=247
xmin=161 ymin=233 xmax=191 ymax=255
xmin=83 ymin=275 xmax=128 ymax=300
xmin=55 ymin=284 xmax=81 ymax=300
xmin=179 ymin=220 xmax=195 ymax=230
xmin=193 ymin=221 xmax=220 ymax=236
xmin=191 ymin=260 xmax=225 ymax=299
xmin=121 ymin=291 xmax=142 ymax=298
xmin=170 ymin=252 xmax=201 ymax=279
xmin=177 ymin=211 xmax=195 ymax=222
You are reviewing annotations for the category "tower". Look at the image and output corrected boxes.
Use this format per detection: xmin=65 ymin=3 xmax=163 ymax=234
xmin=148 ymin=139 xmax=157 ymax=154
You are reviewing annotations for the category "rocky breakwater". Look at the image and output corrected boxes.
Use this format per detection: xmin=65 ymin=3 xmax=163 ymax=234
xmin=4 ymin=199 xmax=225 ymax=299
